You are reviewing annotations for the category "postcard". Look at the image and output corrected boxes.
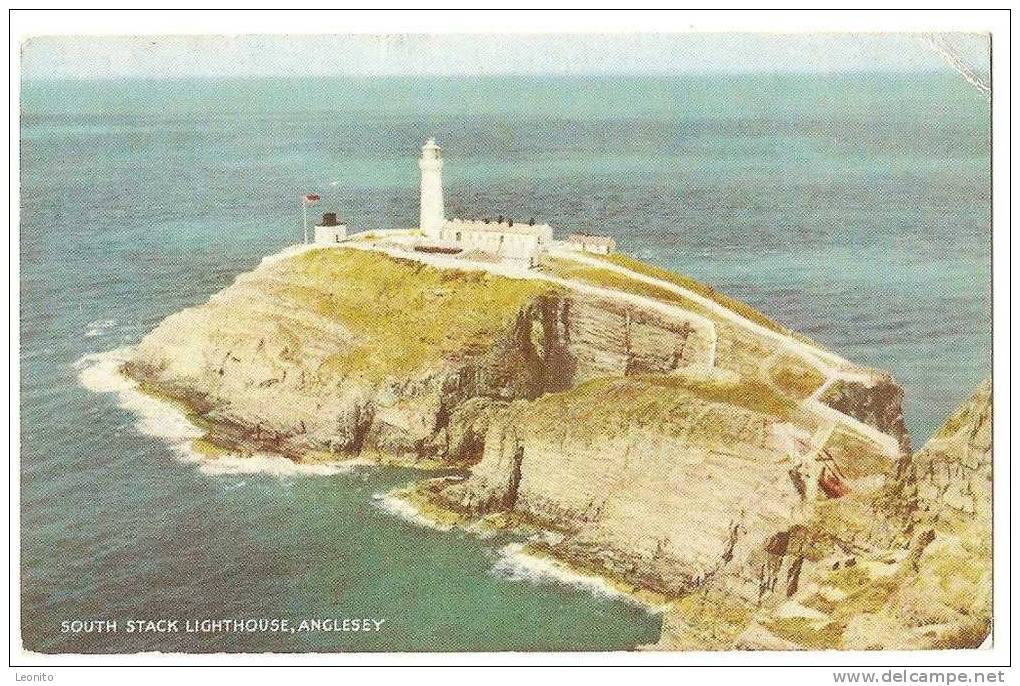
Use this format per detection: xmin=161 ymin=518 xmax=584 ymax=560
xmin=11 ymin=10 xmax=1005 ymax=677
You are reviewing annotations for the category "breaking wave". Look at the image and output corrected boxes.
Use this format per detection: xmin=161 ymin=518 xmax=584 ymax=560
xmin=84 ymin=318 xmax=117 ymax=338
xmin=371 ymin=492 xmax=454 ymax=532
xmin=74 ymin=347 xmax=203 ymax=448
xmin=491 ymin=542 xmax=669 ymax=613
xmin=197 ymin=453 xmax=355 ymax=477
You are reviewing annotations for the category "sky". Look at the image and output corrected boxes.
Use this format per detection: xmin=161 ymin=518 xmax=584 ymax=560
xmin=20 ymin=33 xmax=991 ymax=80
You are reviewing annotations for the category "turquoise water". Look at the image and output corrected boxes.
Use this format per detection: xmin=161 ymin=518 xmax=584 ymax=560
xmin=20 ymin=74 xmax=989 ymax=653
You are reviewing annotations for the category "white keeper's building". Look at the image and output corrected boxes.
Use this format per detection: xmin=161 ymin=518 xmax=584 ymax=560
xmin=418 ymin=139 xmax=563 ymax=267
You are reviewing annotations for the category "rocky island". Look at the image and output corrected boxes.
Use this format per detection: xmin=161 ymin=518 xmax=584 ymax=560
xmin=121 ymin=238 xmax=990 ymax=651
xmin=119 ymin=140 xmax=991 ymax=651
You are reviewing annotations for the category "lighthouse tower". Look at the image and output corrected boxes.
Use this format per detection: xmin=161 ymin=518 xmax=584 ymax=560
xmin=418 ymin=138 xmax=444 ymax=238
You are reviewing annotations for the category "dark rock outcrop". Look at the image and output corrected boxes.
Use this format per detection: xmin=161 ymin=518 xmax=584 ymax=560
xmin=820 ymin=376 xmax=911 ymax=454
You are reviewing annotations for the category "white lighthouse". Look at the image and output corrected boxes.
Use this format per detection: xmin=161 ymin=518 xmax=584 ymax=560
xmin=418 ymin=138 xmax=445 ymax=238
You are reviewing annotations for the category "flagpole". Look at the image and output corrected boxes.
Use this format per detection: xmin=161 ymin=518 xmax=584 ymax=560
xmin=301 ymin=193 xmax=320 ymax=244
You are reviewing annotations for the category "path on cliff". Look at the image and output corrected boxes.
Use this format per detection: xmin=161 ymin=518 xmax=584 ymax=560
xmin=548 ymin=249 xmax=863 ymax=376
xmin=338 ymin=239 xmax=721 ymax=361
xmin=550 ymin=249 xmax=901 ymax=458
xmin=309 ymin=240 xmax=900 ymax=458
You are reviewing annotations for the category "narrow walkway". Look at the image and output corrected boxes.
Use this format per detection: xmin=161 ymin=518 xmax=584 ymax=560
xmin=550 ymin=249 xmax=900 ymax=457
xmin=550 ymin=248 xmax=857 ymax=374
xmin=340 ymin=239 xmax=721 ymax=365
xmin=299 ymin=240 xmax=901 ymax=459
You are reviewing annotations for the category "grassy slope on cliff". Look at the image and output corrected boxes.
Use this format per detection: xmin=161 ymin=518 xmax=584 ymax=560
xmin=267 ymin=248 xmax=554 ymax=381
xmin=516 ymin=369 xmax=813 ymax=441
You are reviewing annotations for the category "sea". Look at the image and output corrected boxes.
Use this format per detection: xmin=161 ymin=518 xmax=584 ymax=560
xmin=19 ymin=73 xmax=990 ymax=653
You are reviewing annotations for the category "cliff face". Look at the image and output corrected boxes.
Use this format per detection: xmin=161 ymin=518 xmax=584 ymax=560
xmin=126 ymin=245 xmax=939 ymax=650
xmin=655 ymin=379 xmax=992 ymax=651
xmin=899 ymin=379 xmax=992 ymax=525
xmin=430 ymin=371 xmax=816 ymax=596
xmin=127 ymin=249 xmax=714 ymax=462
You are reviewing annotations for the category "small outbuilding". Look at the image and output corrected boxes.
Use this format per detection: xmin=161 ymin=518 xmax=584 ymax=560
xmin=314 ymin=212 xmax=348 ymax=245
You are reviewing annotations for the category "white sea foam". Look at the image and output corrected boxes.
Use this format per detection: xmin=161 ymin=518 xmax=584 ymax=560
xmin=198 ymin=453 xmax=355 ymax=477
xmin=74 ymin=347 xmax=133 ymax=392
xmin=371 ymin=492 xmax=454 ymax=532
xmin=75 ymin=347 xmax=204 ymax=446
xmin=491 ymin=542 xmax=669 ymax=613
xmin=84 ymin=318 xmax=117 ymax=338
xmin=74 ymin=347 xmax=360 ymax=478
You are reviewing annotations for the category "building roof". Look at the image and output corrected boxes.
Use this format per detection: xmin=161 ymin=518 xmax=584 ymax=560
xmin=445 ymin=217 xmax=552 ymax=239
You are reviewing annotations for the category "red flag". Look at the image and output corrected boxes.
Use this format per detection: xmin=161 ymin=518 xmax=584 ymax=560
xmin=303 ymin=193 xmax=320 ymax=204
